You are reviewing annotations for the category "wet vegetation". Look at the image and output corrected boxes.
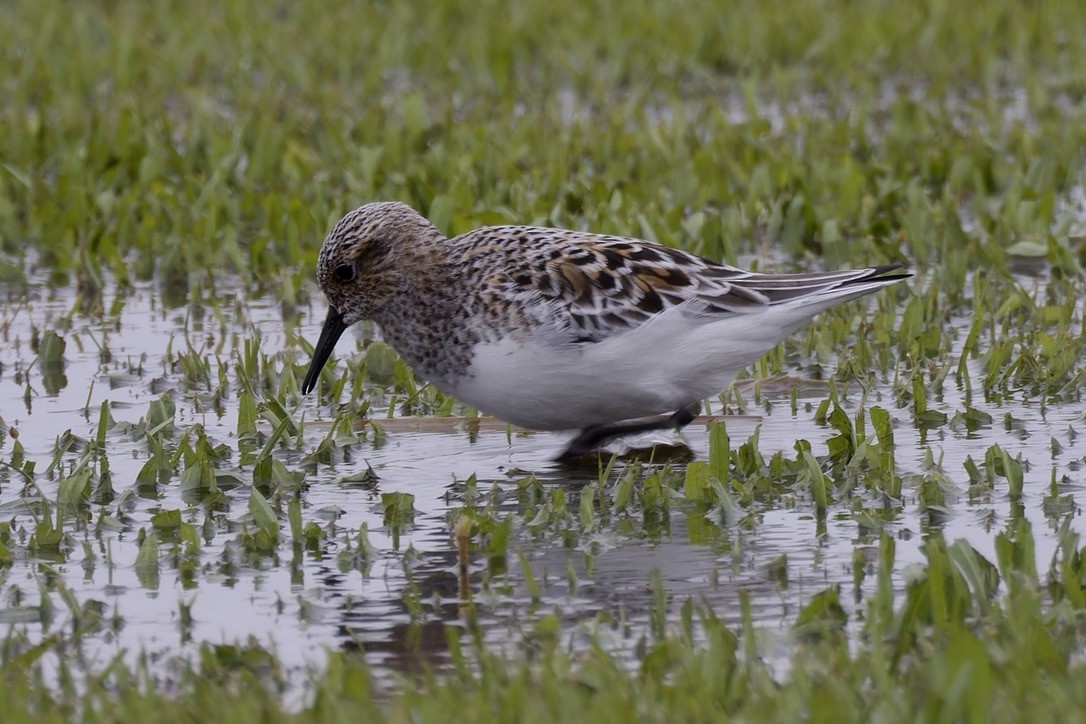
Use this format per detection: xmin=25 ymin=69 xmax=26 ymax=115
xmin=3 ymin=0 xmax=1086 ymax=719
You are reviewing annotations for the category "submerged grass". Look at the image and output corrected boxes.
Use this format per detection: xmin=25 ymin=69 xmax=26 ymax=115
xmin=3 ymin=0 xmax=1086 ymax=718
xmin=4 ymin=521 xmax=1086 ymax=722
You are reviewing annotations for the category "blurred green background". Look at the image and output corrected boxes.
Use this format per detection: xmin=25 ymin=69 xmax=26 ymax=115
xmin=3 ymin=0 xmax=1084 ymax=297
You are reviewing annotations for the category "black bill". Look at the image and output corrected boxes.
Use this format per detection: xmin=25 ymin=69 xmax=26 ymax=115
xmin=301 ymin=306 xmax=349 ymax=394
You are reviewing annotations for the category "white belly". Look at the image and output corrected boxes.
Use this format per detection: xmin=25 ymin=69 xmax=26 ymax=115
xmin=443 ymin=306 xmax=796 ymax=431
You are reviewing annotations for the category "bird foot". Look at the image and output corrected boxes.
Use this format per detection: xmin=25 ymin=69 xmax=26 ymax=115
xmin=557 ymin=403 xmax=700 ymax=461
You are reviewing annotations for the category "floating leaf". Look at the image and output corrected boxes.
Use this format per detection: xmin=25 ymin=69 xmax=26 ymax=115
xmin=792 ymin=586 xmax=847 ymax=644
xmin=1005 ymin=238 xmax=1048 ymax=257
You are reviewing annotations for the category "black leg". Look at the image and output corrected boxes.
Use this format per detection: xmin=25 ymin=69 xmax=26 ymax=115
xmin=671 ymin=402 xmax=699 ymax=428
xmin=557 ymin=403 xmax=701 ymax=460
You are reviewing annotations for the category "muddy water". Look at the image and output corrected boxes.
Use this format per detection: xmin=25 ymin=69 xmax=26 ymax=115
xmin=0 ymin=273 xmax=1079 ymax=695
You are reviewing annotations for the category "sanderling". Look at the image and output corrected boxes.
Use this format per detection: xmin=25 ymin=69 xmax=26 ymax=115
xmin=302 ymin=202 xmax=909 ymax=458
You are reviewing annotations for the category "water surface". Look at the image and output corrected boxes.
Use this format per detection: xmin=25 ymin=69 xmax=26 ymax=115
xmin=0 ymin=271 xmax=1079 ymax=696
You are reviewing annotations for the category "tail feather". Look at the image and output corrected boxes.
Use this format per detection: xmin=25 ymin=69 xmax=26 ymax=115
xmin=736 ymin=264 xmax=910 ymax=306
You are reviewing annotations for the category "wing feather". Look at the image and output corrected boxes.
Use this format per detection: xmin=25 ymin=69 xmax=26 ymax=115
xmin=464 ymin=226 xmax=905 ymax=345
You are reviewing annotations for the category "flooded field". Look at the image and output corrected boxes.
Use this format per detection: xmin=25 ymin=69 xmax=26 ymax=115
xmin=5 ymin=0 xmax=1086 ymax=717
xmin=1 ymin=263 xmax=1080 ymax=698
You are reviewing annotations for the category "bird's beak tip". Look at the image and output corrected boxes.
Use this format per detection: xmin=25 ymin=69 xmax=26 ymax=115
xmin=302 ymin=307 xmax=348 ymax=394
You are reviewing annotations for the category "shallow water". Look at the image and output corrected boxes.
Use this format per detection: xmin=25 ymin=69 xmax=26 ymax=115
xmin=0 ymin=271 xmax=1081 ymax=698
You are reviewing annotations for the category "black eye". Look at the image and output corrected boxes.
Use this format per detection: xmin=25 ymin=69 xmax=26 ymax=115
xmin=334 ymin=263 xmax=356 ymax=282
